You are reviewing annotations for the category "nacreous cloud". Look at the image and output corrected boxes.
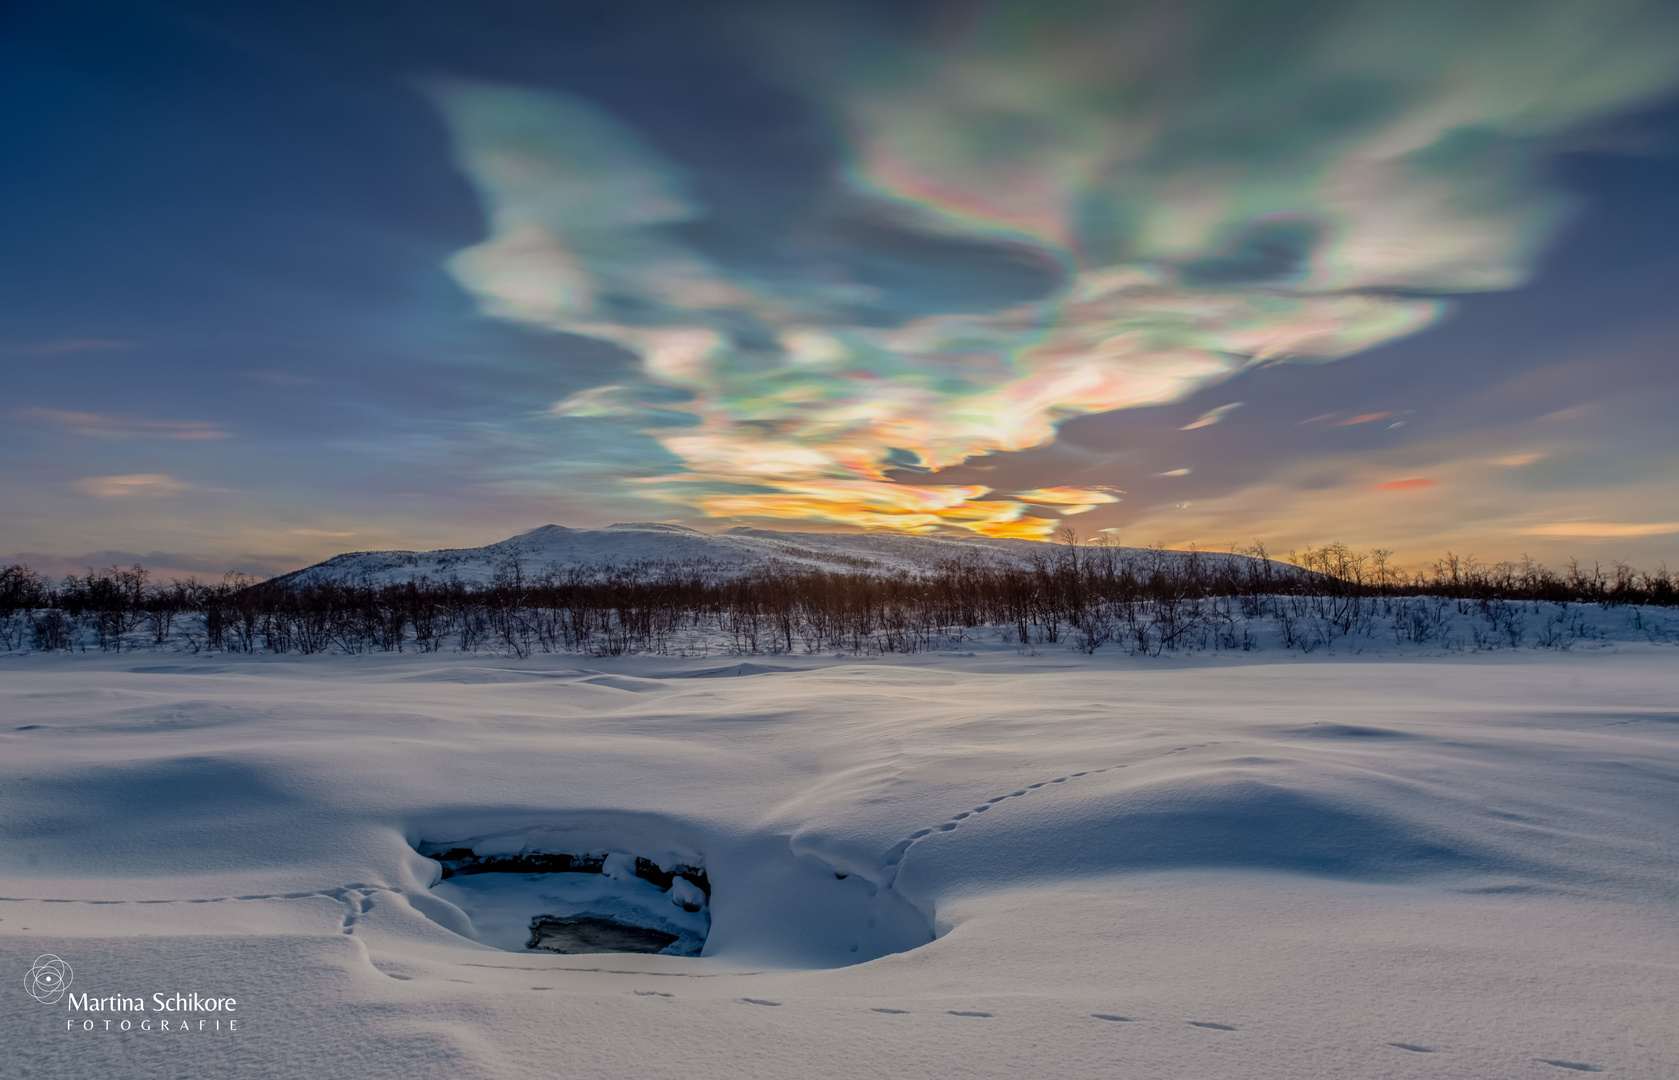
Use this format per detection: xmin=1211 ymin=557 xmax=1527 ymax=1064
xmin=431 ymin=0 xmax=1679 ymax=538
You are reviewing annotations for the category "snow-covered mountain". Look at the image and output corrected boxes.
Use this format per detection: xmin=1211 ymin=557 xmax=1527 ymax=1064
xmin=275 ymin=523 xmax=1208 ymax=587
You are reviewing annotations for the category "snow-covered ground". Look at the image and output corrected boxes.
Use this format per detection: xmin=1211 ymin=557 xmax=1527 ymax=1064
xmin=3 ymin=643 xmax=1677 ymax=1078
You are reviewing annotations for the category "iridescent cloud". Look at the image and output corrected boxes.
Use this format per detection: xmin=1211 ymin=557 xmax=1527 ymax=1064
xmin=74 ymin=474 xmax=193 ymax=498
xmin=431 ymin=1 xmax=1679 ymax=538
xmin=1181 ymin=403 xmax=1244 ymax=431
xmin=19 ymin=408 xmax=231 ymax=441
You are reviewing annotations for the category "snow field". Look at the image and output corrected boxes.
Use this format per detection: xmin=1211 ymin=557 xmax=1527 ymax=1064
xmin=1 ymin=645 xmax=1676 ymax=1078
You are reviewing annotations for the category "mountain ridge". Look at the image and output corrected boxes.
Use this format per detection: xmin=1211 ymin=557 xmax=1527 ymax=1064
xmin=275 ymin=523 xmax=1237 ymax=587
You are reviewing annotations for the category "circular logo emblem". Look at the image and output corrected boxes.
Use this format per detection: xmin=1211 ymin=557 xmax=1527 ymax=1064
xmin=26 ymin=954 xmax=73 ymax=1004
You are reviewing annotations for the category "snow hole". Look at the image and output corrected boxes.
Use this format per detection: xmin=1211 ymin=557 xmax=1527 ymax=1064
xmin=417 ymin=839 xmax=710 ymax=956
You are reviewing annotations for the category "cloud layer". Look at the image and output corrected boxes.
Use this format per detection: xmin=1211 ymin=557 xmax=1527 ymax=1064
xmin=432 ymin=0 xmax=1679 ymax=538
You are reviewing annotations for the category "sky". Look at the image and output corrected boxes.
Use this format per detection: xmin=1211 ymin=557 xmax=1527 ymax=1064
xmin=4 ymin=0 xmax=1679 ymax=578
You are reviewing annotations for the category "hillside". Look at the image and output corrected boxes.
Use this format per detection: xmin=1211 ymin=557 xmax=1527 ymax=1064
xmin=274 ymin=523 xmax=1229 ymax=586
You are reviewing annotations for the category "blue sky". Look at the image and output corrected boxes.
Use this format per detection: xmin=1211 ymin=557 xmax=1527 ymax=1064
xmin=4 ymin=0 xmax=1678 ymax=577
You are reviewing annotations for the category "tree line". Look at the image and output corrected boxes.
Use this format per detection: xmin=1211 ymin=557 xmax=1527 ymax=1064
xmin=1 ymin=534 xmax=1672 ymax=658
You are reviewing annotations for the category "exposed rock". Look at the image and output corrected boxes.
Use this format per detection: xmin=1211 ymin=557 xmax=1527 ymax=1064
xmin=422 ymin=844 xmax=709 ymax=897
xmin=527 ymin=916 xmax=680 ymax=954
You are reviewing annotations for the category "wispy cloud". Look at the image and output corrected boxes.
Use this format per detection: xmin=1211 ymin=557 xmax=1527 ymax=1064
xmin=1521 ymin=522 xmax=1679 ymax=537
xmin=551 ymin=386 xmax=643 ymax=418
xmin=18 ymin=408 xmax=231 ymax=441
xmin=1372 ymin=477 xmax=1438 ymax=491
xmin=73 ymin=474 xmax=194 ymax=498
xmin=1181 ymin=403 xmax=1245 ymax=431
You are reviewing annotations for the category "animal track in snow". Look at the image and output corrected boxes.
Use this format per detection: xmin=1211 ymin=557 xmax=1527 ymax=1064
xmin=15 ymin=883 xmax=1605 ymax=1077
xmin=459 ymin=963 xmax=757 ymax=978
xmin=2 ymin=883 xmax=393 ymax=938
xmin=370 ymin=959 xmax=419 ymax=981
xmin=0 ymin=884 xmax=383 ymax=907
xmin=338 ymin=888 xmax=380 ymax=934
xmin=883 ymin=766 xmax=1126 ymax=882
xmin=2 ymin=881 xmax=390 ymax=939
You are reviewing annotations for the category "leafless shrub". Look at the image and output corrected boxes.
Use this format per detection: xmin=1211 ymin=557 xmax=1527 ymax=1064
xmin=1 ymin=540 xmax=1673 ymax=657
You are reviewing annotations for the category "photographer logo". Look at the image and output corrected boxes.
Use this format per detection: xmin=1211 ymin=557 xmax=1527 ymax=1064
xmin=22 ymin=954 xmax=242 ymax=1033
xmin=25 ymin=954 xmax=73 ymax=1004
